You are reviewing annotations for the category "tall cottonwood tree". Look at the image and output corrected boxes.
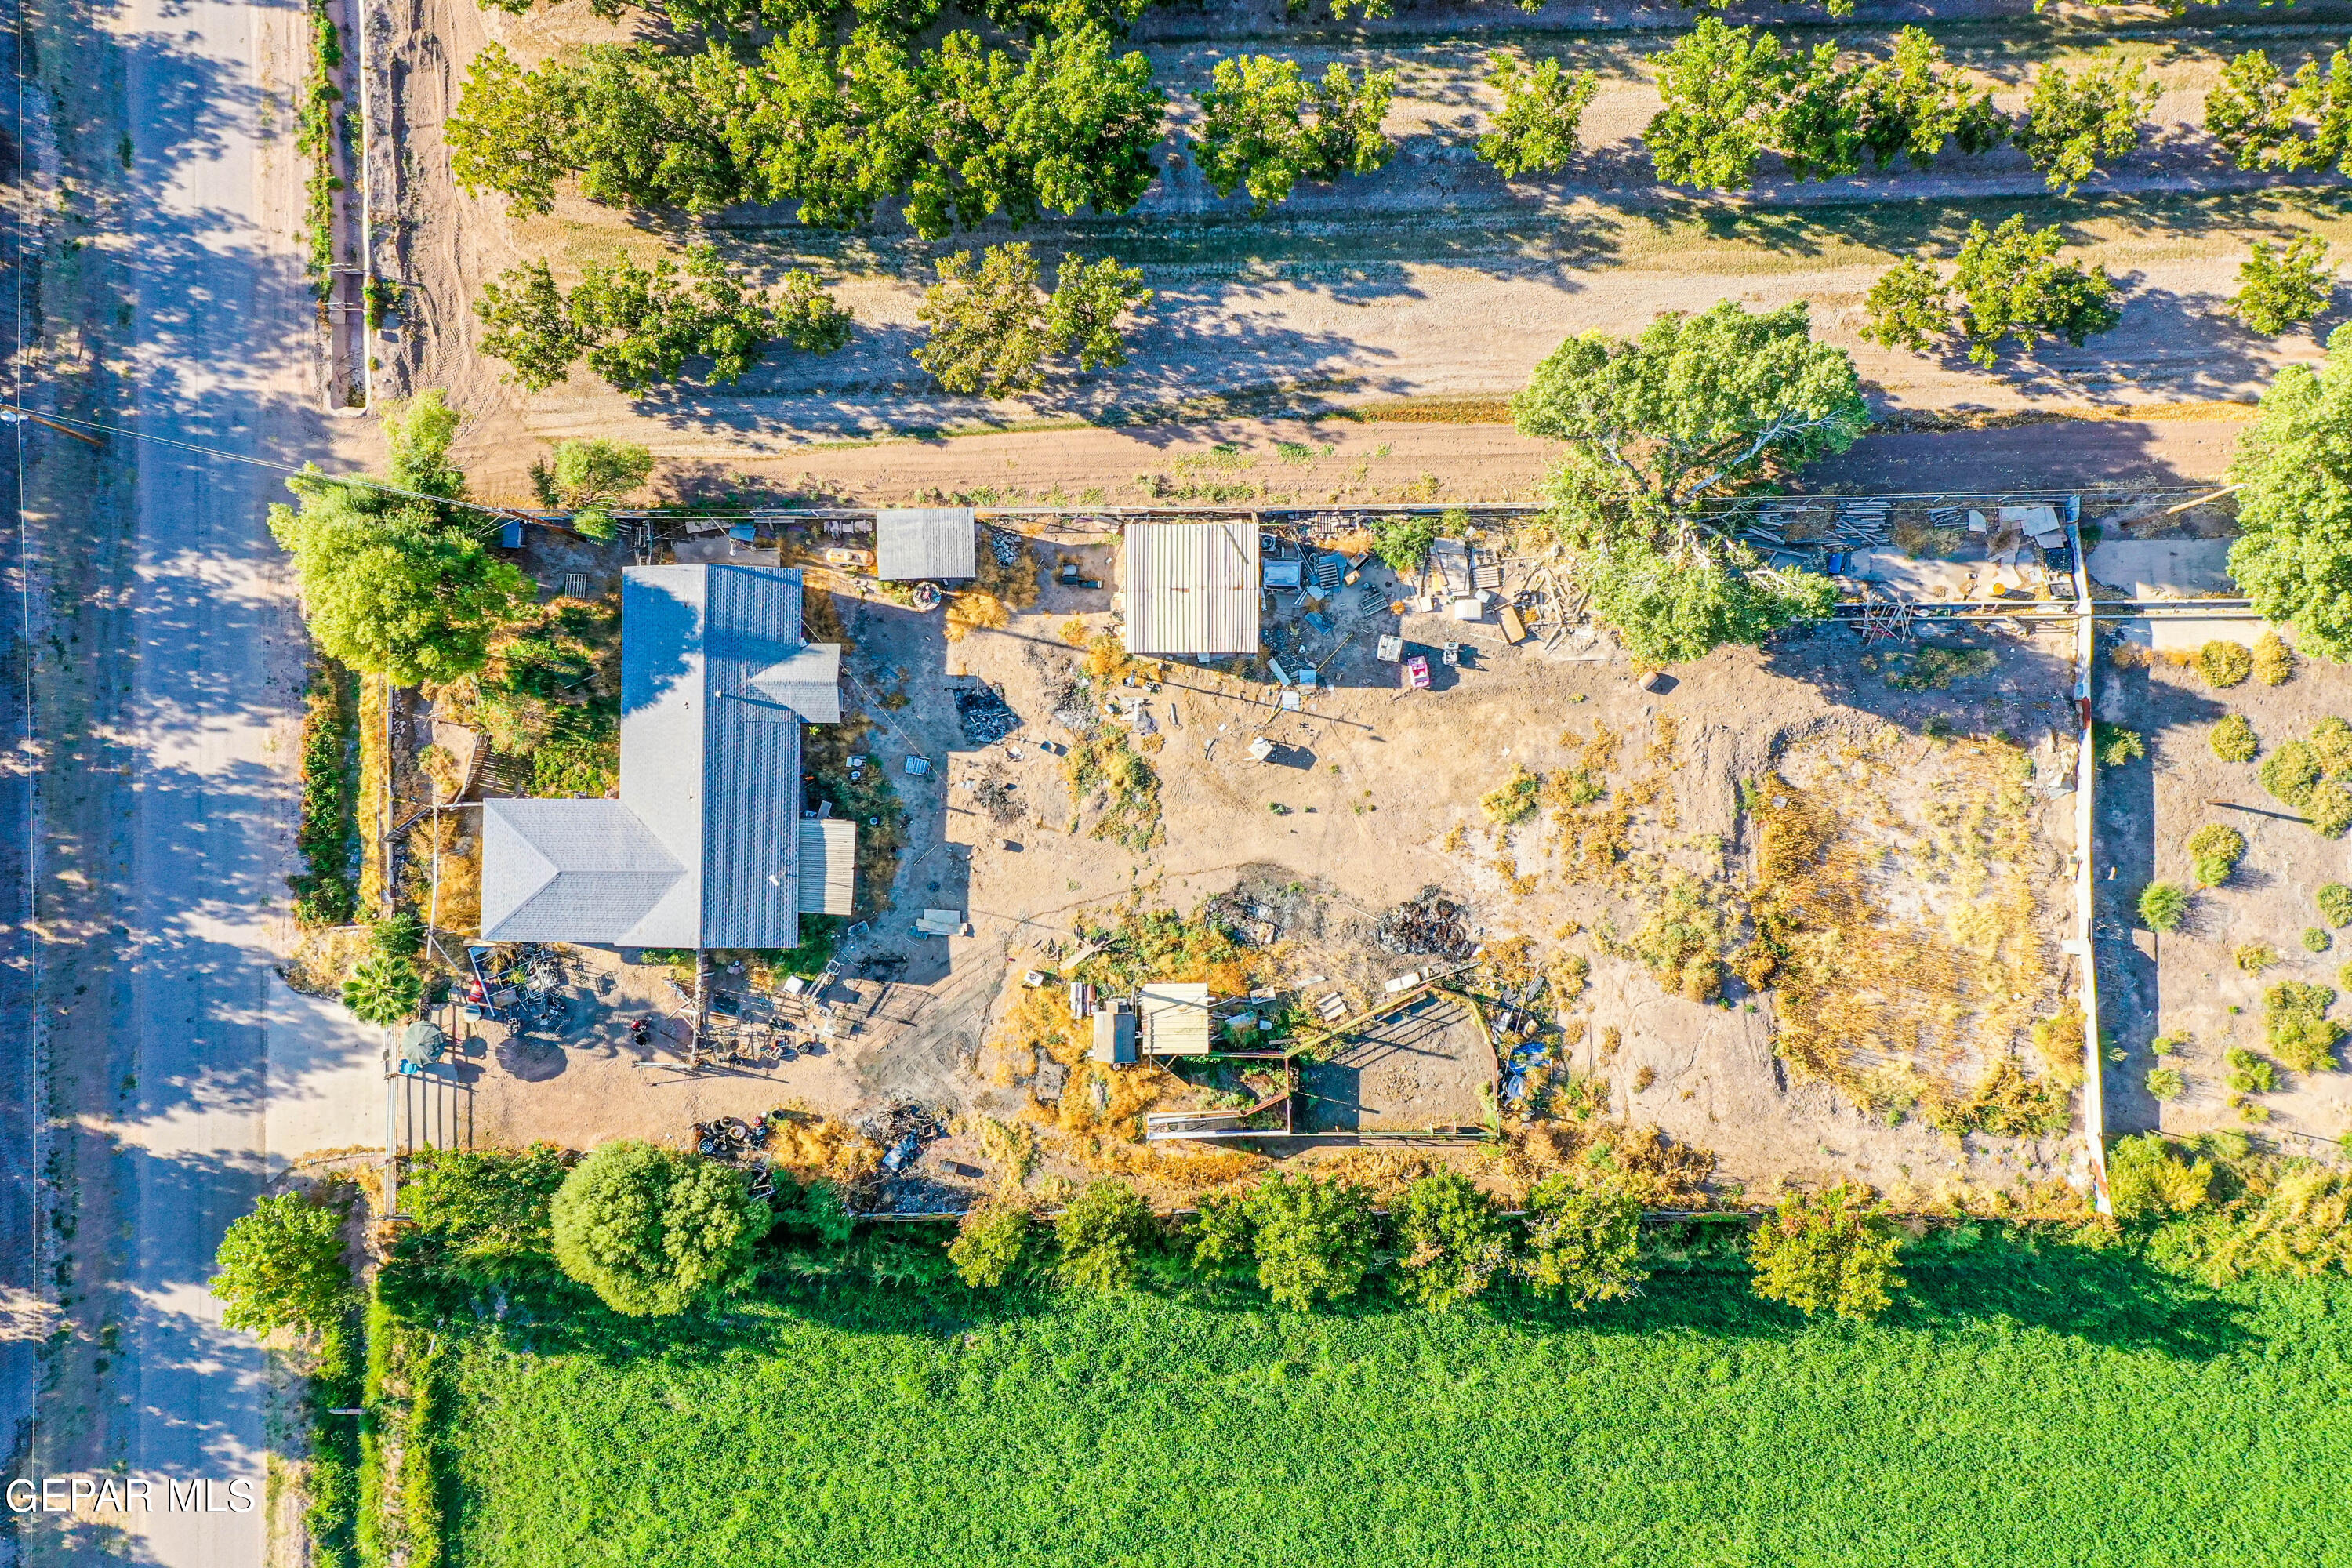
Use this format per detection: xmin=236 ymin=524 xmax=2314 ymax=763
xmin=1512 ymin=300 xmax=1865 ymax=664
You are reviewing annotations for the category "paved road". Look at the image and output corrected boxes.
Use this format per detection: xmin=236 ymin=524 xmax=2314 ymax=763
xmin=7 ymin=0 xmax=327 ymax=1556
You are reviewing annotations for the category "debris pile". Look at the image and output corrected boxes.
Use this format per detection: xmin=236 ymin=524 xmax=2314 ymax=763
xmin=987 ymin=528 xmax=1023 ymax=568
xmin=856 ymin=1095 xmax=950 ymax=1173
xmin=1374 ymin=887 xmax=1476 ymax=960
xmin=953 ymin=684 xmax=1022 ymax=743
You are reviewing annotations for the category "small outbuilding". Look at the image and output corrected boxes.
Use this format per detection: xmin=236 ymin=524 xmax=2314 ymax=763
xmin=1139 ymin=982 xmax=1214 ymax=1056
xmin=876 ymin=506 xmax=978 ymax=582
xmin=1091 ymin=1003 xmax=1138 ymax=1065
xmin=1122 ymin=522 xmax=1260 ymax=656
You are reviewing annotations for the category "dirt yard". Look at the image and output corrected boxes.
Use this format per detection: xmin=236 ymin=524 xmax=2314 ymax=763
xmin=2098 ymin=627 xmax=2352 ymax=1160
xmin=742 ymin=525 xmax=2096 ymax=1205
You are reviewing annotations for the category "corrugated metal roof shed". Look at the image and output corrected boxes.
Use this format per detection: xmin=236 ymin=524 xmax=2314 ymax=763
xmin=1140 ymin=982 xmax=1214 ymax=1056
xmin=876 ymin=507 xmax=979 ymax=581
xmin=1123 ymin=522 xmax=1260 ymax=655
xmin=1091 ymin=1007 xmax=1138 ymax=1065
xmin=794 ymin=818 xmax=856 ymax=916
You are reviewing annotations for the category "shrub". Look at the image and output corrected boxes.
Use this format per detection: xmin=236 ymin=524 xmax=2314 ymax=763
xmin=1054 ymin=1181 xmax=1154 ymax=1294
xmin=2260 ymin=739 xmax=2321 ymax=806
xmin=2187 ymin=823 xmax=2247 ymax=886
xmin=2200 ymin=639 xmax=2254 ymax=687
xmin=2092 ymin=721 xmax=2144 ymax=767
xmin=949 ymin=1203 xmax=1035 ymax=1288
xmin=2152 ymin=1031 xmax=2189 ymax=1055
xmin=2319 ymin=884 xmax=2352 ymax=927
xmin=2105 ymin=1133 xmax=2210 ymax=1218
xmin=1186 ymin=1190 xmax=1255 ymax=1285
xmin=2253 ymin=629 xmax=2296 ymax=684
xmin=1479 ymin=766 xmax=1543 ymax=826
xmin=550 ymin=1142 xmax=770 ymax=1316
xmin=2309 ymin=926 xmax=2334 ymax=953
xmin=1370 ymin=514 xmax=1439 ymax=573
xmin=2264 ymin=980 xmax=2342 ymax=1071
xmin=2226 ymin=1047 xmax=2279 ymax=1094
xmin=2311 ymin=717 xmax=2352 ymax=776
xmin=1394 ymin=1171 xmax=1513 ymax=1311
xmin=1245 ymin=1172 xmax=1377 ymax=1310
xmin=2209 ymin=713 xmax=2259 ymax=762
xmin=371 ymin=911 xmax=423 ymax=960
xmin=211 ymin=1190 xmax=352 ymax=1336
xmin=1517 ymin=1175 xmax=1645 ymax=1309
xmin=1748 ymin=1182 xmax=1904 ymax=1323
xmin=2145 ymin=1065 xmax=2187 ymax=1102
xmin=2237 ymin=942 xmax=2279 ymax=974
xmin=2136 ymin=881 xmax=2189 ymax=933
xmin=2308 ymin=782 xmax=2352 ymax=838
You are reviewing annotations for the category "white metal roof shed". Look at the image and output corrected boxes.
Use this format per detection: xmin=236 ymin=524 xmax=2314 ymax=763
xmin=1140 ymin=982 xmax=1214 ymax=1056
xmin=1122 ymin=521 xmax=1260 ymax=656
xmin=876 ymin=507 xmax=979 ymax=581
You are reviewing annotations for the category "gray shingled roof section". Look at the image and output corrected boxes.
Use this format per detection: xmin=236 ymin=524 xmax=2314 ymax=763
xmin=1122 ymin=521 xmax=1261 ymax=655
xmin=876 ymin=507 xmax=979 ymax=581
xmin=477 ymin=799 xmax=685 ymax=942
xmin=480 ymin=563 xmax=851 ymax=949
xmin=750 ymin=643 xmax=841 ymax=724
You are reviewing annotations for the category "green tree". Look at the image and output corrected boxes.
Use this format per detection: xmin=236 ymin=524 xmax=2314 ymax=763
xmin=384 ymin=390 xmax=470 ymax=505
xmin=550 ymin=1141 xmax=771 ymax=1316
xmin=534 ymin=437 xmax=656 ymax=543
xmin=568 ymin=245 xmax=771 ymax=392
xmin=398 ymin=1145 xmax=574 ymax=1288
xmin=1244 ymin=1171 xmax=1375 ymax=1310
xmin=448 ymin=43 xmax=746 ymax=218
xmin=2013 ymin=58 xmax=2155 ymax=194
xmin=343 ymin=954 xmax=423 ymax=1025
xmin=1054 ymin=1179 xmax=1155 ymax=1292
xmin=948 ymin=1202 xmax=1034 ymax=1287
xmin=268 ymin=487 xmax=531 ymax=685
xmin=909 ymin=25 xmax=1165 ymax=238
xmin=1518 ymin=1174 xmax=1646 ymax=1308
xmin=776 ymin=270 xmax=855 ymax=354
xmin=1644 ymin=20 xmax=1798 ymax=189
xmin=1646 ymin=23 xmax=1997 ymax=189
xmin=1863 ymin=216 xmax=2118 ymax=369
xmin=475 ymin=260 xmax=592 ymax=393
xmin=914 ymin=243 xmax=1152 ymax=396
xmin=1394 ymin=1171 xmax=1512 ymax=1310
xmin=2235 ymin=238 xmax=2334 ymax=337
xmin=702 ymin=22 xmax=930 ymax=230
xmin=1194 ymin=56 xmax=1395 ymax=216
xmin=212 ymin=1191 xmax=352 ymax=1336
xmin=1748 ymin=1181 xmax=1904 ymax=1322
xmin=1186 ymin=1189 xmax=1255 ymax=1284
xmin=1511 ymin=300 xmax=1863 ymax=664
xmin=2229 ymin=325 xmax=2352 ymax=658
xmin=2206 ymin=43 xmax=2352 ymax=175
xmin=1478 ymin=56 xmax=1599 ymax=179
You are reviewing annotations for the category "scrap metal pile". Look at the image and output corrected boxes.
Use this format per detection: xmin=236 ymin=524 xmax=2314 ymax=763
xmin=462 ymin=942 xmax=572 ymax=1031
xmin=1374 ymin=888 xmax=1478 ymax=960
xmin=953 ymin=683 xmax=1022 ymax=744
xmin=857 ymin=1095 xmax=949 ymax=1174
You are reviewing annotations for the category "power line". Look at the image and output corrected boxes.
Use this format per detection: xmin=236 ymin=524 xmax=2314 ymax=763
xmin=0 ymin=401 xmax=528 ymax=521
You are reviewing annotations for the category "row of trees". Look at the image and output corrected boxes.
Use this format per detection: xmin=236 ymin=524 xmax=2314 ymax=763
xmin=1649 ymin=23 xmax=2156 ymax=194
xmin=448 ymin=27 xmax=1399 ymax=234
xmin=476 ymin=245 xmax=851 ymax=394
xmin=212 ymin=1145 xmax=1911 ymax=1331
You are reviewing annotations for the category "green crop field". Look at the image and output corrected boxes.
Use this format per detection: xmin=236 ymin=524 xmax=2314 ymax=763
xmin=443 ymin=1233 xmax=2352 ymax=1567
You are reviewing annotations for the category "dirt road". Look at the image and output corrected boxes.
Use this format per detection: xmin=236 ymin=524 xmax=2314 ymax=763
xmin=8 ymin=0 xmax=337 ymax=1557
